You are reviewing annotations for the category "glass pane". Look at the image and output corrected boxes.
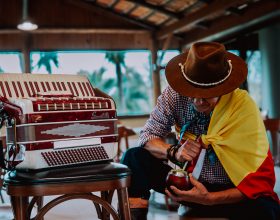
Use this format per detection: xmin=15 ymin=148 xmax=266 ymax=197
xmin=247 ymin=50 xmax=262 ymax=107
xmin=30 ymin=50 xmax=153 ymax=116
xmin=228 ymin=50 xmax=240 ymax=56
xmin=158 ymin=50 xmax=180 ymax=92
xmin=0 ymin=52 xmax=22 ymax=73
xmin=121 ymin=51 xmax=153 ymax=115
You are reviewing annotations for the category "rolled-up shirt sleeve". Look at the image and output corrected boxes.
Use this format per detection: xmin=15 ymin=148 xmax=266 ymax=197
xmin=139 ymin=86 xmax=176 ymax=146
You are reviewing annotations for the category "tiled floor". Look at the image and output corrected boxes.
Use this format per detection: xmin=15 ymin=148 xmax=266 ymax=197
xmin=0 ymin=166 xmax=279 ymax=220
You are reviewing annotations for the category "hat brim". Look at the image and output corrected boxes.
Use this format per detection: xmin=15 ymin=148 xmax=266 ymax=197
xmin=165 ymin=51 xmax=248 ymax=98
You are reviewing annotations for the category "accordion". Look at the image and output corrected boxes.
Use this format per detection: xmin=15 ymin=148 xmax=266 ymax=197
xmin=0 ymin=73 xmax=118 ymax=170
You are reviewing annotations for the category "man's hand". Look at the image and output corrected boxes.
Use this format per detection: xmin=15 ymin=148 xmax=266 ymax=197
xmin=165 ymin=173 xmax=212 ymax=205
xmin=176 ymin=139 xmax=201 ymax=162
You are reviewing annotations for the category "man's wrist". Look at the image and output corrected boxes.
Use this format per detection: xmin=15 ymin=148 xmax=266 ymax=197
xmin=166 ymin=144 xmax=184 ymax=167
xmin=205 ymin=188 xmax=245 ymax=205
xmin=205 ymin=192 xmax=216 ymax=205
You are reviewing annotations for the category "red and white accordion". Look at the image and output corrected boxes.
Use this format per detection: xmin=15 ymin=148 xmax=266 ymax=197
xmin=0 ymin=73 xmax=118 ymax=170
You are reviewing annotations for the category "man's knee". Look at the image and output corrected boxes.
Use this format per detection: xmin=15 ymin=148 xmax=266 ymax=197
xmin=121 ymin=146 xmax=151 ymax=166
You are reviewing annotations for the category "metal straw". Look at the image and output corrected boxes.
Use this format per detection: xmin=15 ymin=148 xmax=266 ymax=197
xmin=182 ymin=161 xmax=188 ymax=171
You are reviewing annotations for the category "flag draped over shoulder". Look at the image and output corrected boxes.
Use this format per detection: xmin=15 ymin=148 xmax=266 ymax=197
xmin=202 ymin=88 xmax=279 ymax=202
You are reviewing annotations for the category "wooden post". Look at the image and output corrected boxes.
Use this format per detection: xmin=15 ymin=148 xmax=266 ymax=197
xmin=259 ymin=24 xmax=280 ymax=118
xmin=151 ymin=35 xmax=161 ymax=106
xmin=151 ymin=34 xmax=173 ymax=106
xmin=21 ymin=33 xmax=31 ymax=73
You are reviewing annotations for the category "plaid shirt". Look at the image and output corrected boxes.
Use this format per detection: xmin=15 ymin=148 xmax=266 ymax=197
xmin=139 ymin=86 xmax=232 ymax=185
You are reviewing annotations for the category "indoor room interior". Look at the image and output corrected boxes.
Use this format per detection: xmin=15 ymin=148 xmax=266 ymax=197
xmin=0 ymin=0 xmax=279 ymax=219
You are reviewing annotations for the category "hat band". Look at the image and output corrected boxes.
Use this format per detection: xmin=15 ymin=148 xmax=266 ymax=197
xmin=178 ymin=60 xmax=232 ymax=87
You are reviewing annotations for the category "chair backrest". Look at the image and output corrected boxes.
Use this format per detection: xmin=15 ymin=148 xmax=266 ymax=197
xmin=263 ymin=118 xmax=280 ymax=165
xmin=117 ymin=125 xmax=136 ymax=161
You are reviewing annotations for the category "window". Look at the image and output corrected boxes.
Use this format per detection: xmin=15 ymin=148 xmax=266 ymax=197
xmin=246 ymin=50 xmax=262 ymax=107
xmin=228 ymin=50 xmax=262 ymax=107
xmin=30 ymin=50 xmax=153 ymax=116
xmin=0 ymin=52 xmax=22 ymax=73
xmin=158 ymin=50 xmax=180 ymax=92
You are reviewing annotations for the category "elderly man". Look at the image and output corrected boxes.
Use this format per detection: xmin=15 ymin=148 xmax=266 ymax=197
xmin=122 ymin=42 xmax=280 ymax=220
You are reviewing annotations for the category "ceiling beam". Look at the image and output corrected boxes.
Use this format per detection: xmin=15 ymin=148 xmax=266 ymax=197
xmin=0 ymin=28 xmax=150 ymax=34
xmin=127 ymin=0 xmax=182 ymax=19
xmin=179 ymin=0 xmax=209 ymax=15
xmin=182 ymin=0 xmax=280 ymax=48
xmin=156 ymin=0 xmax=250 ymax=40
xmin=67 ymin=0 xmax=157 ymax=31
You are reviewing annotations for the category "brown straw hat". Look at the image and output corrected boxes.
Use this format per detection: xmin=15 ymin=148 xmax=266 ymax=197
xmin=165 ymin=42 xmax=248 ymax=98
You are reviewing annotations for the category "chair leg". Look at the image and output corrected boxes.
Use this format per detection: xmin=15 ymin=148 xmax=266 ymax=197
xmin=101 ymin=191 xmax=111 ymax=220
xmin=117 ymin=188 xmax=131 ymax=220
xmin=10 ymin=196 xmax=29 ymax=220
xmin=0 ymin=190 xmax=4 ymax=203
xmin=37 ymin=196 xmax=44 ymax=220
xmin=36 ymin=196 xmax=43 ymax=210
xmin=28 ymin=196 xmax=44 ymax=220
xmin=164 ymin=195 xmax=171 ymax=211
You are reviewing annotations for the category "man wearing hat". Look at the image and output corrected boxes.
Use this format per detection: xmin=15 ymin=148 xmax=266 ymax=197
xmin=121 ymin=42 xmax=280 ymax=219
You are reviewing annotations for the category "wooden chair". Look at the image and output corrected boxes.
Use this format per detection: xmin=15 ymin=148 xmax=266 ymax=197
xmin=117 ymin=125 xmax=136 ymax=161
xmin=0 ymin=168 xmax=5 ymax=203
xmin=4 ymin=162 xmax=131 ymax=220
xmin=263 ymin=118 xmax=280 ymax=166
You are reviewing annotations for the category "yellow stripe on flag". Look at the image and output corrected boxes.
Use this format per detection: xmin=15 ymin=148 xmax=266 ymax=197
xmin=201 ymin=89 xmax=268 ymax=186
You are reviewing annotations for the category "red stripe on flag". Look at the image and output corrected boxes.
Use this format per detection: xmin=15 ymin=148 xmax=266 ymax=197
xmin=237 ymin=149 xmax=279 ymax=203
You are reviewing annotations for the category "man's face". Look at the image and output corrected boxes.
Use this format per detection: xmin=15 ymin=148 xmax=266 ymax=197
xmin=191 ymin=97 xmax=220 ymax=115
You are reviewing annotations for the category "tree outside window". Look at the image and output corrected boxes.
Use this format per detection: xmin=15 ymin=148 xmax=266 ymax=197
xmin=247 ymin=50 xmax=262 ymax=107
xmin=30 ymin=50 xmax=153 ymax=116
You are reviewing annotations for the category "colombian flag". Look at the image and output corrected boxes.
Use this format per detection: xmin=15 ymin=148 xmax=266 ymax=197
xmin=201 ymin=89 xmax=279 ymax=202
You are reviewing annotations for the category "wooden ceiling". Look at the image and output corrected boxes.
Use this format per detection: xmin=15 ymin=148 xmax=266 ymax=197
xmin=0 ymin=0 xmax=279 ymax=50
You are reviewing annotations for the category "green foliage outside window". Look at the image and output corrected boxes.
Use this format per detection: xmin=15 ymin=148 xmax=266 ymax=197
xmin=247 ymin=50 xmax=262 ymax=107
xmin=0 ymin=50 xmax=263 ymax=115
xmin=32 ymin=52 xmax=59 ymax=74
xmin=30 ymin=50 xmax=153 ymax=116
